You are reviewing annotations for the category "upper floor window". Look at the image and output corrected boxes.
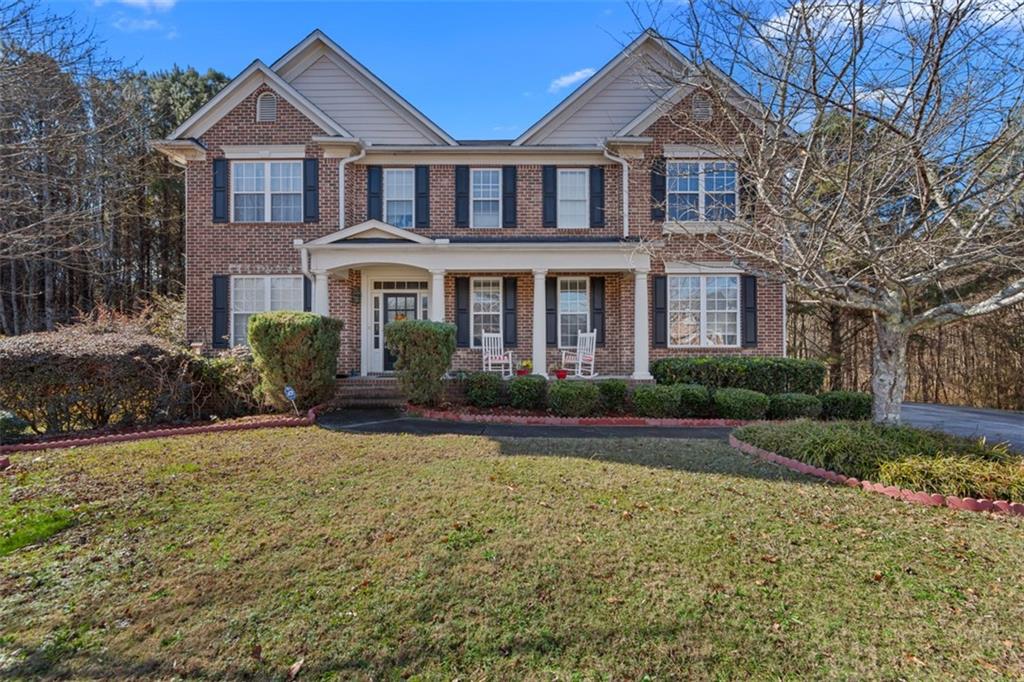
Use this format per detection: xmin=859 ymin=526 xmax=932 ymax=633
xmin=470 ymin=277 xmax=502 ymax=347
xmin=383 ymin=168 xmax=414 ymax=228
xmin=668 ymin=274 xmax=739 ymax=347
xmin=232 ymin=161 xmax=302 ymax=223
xmin=557 ymin=169 xmax=589 ymax=228
xmin=558 ymin=277 xmax=590 ymax=348
xmin=256 ymin=92 xmax=277 ymax=122
xmin=231 ymin=275 xmax=304 ymax=346
xmin=666 ymin=160 xmax=737 ymax=221
xmin=470 ymin=168 xmax=501 ymax=228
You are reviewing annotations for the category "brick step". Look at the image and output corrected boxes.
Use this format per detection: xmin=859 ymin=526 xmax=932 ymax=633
xmin=332 ymin=395 xmax=407 ymax=408
xmin=335 ymin=385 xmax=404 ymax=398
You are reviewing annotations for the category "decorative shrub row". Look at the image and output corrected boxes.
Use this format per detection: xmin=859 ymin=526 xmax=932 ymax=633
xmin=384 ymin=319 xmax=455 ymax=407
xmin=249 ymin=311 xmax=343 ymax=410
xmin=651 ymin=357 xmax=826 ymax=395
xmin=733 ymin=420 xmax=1024 ymax=502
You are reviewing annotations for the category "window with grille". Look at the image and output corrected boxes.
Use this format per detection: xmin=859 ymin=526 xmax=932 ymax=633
xmin=667 ymin=274 xmax=739 ymax=347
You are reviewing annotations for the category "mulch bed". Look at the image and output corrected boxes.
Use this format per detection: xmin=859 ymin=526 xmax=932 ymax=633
xmin=409 ymin=406 xmax=748 ymax=428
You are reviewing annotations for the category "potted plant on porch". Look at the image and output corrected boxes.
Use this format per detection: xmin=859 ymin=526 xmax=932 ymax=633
xmin=515 ymin=359 xmax=532 ymax=376
xmin=549 ymin=363 xmax=569 ymax=380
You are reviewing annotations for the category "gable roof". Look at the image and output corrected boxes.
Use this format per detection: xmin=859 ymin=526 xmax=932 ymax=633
xmin=169 ymin=60 xmax=351 ymax=141
xmin=273 ymin=30 xmax=457 ymax=146
xmin=305 ymin=220 xmax=436 ymax=245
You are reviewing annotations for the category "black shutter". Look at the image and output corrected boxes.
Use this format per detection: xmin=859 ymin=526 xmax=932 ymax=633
xmin=503 ymin=276 xmax=517 ymax=347
xmin=455 ymin=276 xmax=470 ymax=347
xmin=545 ymin=277 xmax=557 ymax=346
xmin=303 ymin=158 xmax=319 ymax=223
xmin=741 ymin=274 xmax=758 ymax=347
xmin=366 ymin=166 xmax=383 ymax=220
xmin=455 ymin=165 xmax=469 ymax=227
xmin=650 ymin=157 xmax=666 ymax=221
xmin=590 ymin=276 xmax=605 ymax=346
xmin=652 ymin=275 xmax=667 ymax=347
xmin=502 ymin=166 xmax=517 ymax=228
xmin=212 ymin=275 xmax=229 ymax=348
xmin=212 ymin=159 xmax=228 ymax=223
xmin=415 ymin=165 xmax=430 ymax=228
xmin=303 ymin=276 xmax=312 ymax=312
xmin=542 ymin=165 xmax=557 ymax=227
xmin=589 ymin=166 xmax=605 ymax=228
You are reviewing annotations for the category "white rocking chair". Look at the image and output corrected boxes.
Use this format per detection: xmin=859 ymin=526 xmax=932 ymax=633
xmin=481 ymin=332 xmax=513 ymax=377
xmin=562 ymin=330 xmax=597 ymax=378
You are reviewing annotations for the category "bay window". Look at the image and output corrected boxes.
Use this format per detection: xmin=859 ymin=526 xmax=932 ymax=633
xmin=231 ymin=161 xmax=302 ymax=223
xmin=470 ymin=278 xmax=502 ymax=347
xmin=557 ymin=277 xmax=590 ymax=348
xmin=383 ymin=168 xmax=415 ymax=228
xmin=667 ymin=274 xmax=739 ymax=347
xmin=666 ymin=160 xmax=737 ymax=221
xmin=231 ymin=275 xmax=304 ymax=346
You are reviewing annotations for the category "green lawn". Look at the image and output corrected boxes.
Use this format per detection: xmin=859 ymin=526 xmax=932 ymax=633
xmin=1 ymin=428 xmax=1022 ymax=679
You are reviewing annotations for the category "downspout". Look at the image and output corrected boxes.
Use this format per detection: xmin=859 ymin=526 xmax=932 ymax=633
xmin=603 ymin=147 xmax=629 ymax=239
xmin=338 ymin=147 xmax=366 ymax=230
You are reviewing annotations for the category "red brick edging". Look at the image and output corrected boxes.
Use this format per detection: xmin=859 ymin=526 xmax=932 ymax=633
xmin=409 ymin=407 xmax=748 ymax=428
xmin=0 ymin=406 xmax=323 ymax=466
xmin=729 ymin=434 xmax=1024 ymax=517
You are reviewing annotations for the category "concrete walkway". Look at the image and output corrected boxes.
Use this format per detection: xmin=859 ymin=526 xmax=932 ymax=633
xmin=902 ymin=403 xmax=1024 ymax=451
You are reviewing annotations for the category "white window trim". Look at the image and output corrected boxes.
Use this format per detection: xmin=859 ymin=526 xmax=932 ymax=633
xmin=666 ymin=274 xmax=741 ymax=349
xmin=229 ymin=275 xmax=305 ymax=347
xmin=664 ymin=159 xmax=739 ymax=224
xmin=383 ymin=167 xmax=415 ymax=229
xmin=469 ymin=167 xmax=502 ymax=229
xmin=556 ymin=276 xmax=590 ymax=349
xmin=556 ymin=168 xmax=589 ymax=229
xmin=469 ymin=276 xmax=503 ymax=349
xmin=230 ymin=160 xmax=303 ymax=224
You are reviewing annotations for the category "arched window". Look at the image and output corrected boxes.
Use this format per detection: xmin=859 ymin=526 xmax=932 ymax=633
xmin=256 ymin=92 xmax=277 ymax=122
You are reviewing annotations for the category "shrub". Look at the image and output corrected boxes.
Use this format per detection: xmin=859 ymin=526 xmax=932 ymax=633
xmin=0 ymin=410 xmax=29 ymax=443
xmin=878 ymin=456 xmax=1024 ymax=503
xmin=768 ymin=392 xmax=823 ymax=420
xmin=465 ymin=372 xmax=504 ymax=408
xmin=508 ymin=374 xmax=547 ymax=410
xmin=248 ymin=312 xmax=343 ymax=410
xmin=650 ymin=357 xmax=826 ymax=395
xmin=597 ymin=379 xmax=629 ymax=414
xmin=189 ymin=348 xmax=263 ymax=418
xmin=676 ymin=384 xmax=712 ymax=417
xmin=383 ymin=320 xmax=456 ymax=406
xmin=547 ymin=381 xmax=600 ymax=417
xmin=632 ymin=385 xmax=681 ymax=418
xmin=713 ymin=388 xmax=770 ymax=420
xmin=820 ymin=390 xmax=872 ymax=420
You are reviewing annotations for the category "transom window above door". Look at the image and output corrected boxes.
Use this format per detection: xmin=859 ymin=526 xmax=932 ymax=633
xmin=383 ymin=168 xmax=415 ymax=228
xmin=470 ymin=168 xmax=501 ymax=228
xmin=232 ymin=161 xmax=302 ymax=223
xmin=666 ymin=161 xmax=737 ymax=221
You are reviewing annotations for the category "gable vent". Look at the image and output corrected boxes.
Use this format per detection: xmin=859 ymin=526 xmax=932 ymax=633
xmin=256 ymin=92 xmax=277 ymax=123
xmin=692 ymin=95 xmax=712 ymax=122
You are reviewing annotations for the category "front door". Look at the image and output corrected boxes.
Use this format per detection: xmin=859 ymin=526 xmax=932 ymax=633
xmin=382 ymin=293 xmax=418 ymax=371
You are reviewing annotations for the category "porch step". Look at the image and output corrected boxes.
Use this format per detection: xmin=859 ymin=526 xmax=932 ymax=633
xmin=333 ymin=377 xmax=407 ymax=409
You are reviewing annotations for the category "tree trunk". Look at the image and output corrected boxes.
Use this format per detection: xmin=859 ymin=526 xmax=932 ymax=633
xmin=871 ymin=316 xmax=910 ymax=425
xmin=827 ymin=306 xmax=844 ymax=390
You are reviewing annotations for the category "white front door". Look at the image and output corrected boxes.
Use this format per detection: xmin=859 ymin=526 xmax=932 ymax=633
xmin=364 ymin=276 xmax=430 ymax=374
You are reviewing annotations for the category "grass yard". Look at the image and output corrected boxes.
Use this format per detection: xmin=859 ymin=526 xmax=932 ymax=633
xmin=1 ymin=427 xmax=1023 ymax=679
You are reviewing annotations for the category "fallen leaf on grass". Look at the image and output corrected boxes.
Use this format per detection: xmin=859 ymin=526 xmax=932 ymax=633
xmin=761 ymin=555 xmax=778 ymax=564
xmin=288 ymin=657 xmax=304 ymax=679
xmin=606 ymin=596 xmax=624 ymax=604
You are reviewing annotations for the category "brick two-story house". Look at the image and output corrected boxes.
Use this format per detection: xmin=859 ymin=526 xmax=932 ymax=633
xmin=153 ymin=29 xmax=785 ymax=380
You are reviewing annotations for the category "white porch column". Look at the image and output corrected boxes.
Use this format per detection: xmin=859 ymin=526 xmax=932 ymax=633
xmin=632 ymin=268 xmax=653 ymax=380
xmin=313 ymin=271 xmax=330 ymax=316
xmin=429 ymin=269 xmax=446 ymax=322
xmin=532 ymin=268 xmax=548 ymax=377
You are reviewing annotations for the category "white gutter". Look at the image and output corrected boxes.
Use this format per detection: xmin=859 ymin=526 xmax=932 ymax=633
xmin=603 ymin=147 xmax=630 ymax=238
xmin=337 ymin=147 xmax=366 ymax=229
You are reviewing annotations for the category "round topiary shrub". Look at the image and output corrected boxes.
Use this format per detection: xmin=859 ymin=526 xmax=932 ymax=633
xmin=676 ymin=384 xmax=712 ymax=417
xmin=820 ymin=390 xmax=872 ymax=420
xmin=713 ymin=388 xmax=770 ymax=420
xmin=384 ymin=320 xmax=456 ymax=406
xmin=509 ymin=374 xmax=547 ymax=410
xmin=768 ymin=392 xmax=823 ymax=420
xmin=465 ymin=372 xmax=504 ymax=408
xmin=597 ymin=379 xmax=629 ymax=414
xmin=632 ymin=384 xmax=680 ymax=418
xmin=248 ymin=311 xmax=343 ymax=410
xmin=547 ymin=381 xmax=600 ymax=417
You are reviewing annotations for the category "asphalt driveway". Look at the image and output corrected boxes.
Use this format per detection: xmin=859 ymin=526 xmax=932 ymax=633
xmin=901 ymin=403 xmax=1024 ymax=451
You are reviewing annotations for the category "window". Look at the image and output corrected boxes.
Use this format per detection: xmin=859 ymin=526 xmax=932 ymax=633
xmin=231 ymin=161 xmax=302 ymax=223
xmin=667 ymin=274 xmax=739 ymax=347
xmin=470 ymin=278 xmax=502 ymax=347
xmin=230 ymin=276 xmax=304 ymax=346
xmin=666 ymin=161 xmax=737 ymax=221
xmin=557 ymin=169 xmax=588 ymax=228
xmin=557 ymin=277 xmax=590 ymax=348
xmin=383 ymin=168 xmax=414 ymax=228
xmin=256 ymin=92 xmax=277 ymax=122
xmin=470 ymin=168 xmax=501 ymax=228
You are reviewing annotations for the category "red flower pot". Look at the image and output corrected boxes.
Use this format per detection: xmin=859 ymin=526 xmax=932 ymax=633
xmin=515 ymin=369 xmax=529 ymax=376
xmin=554 ymin=369 xmax=569 ymax=380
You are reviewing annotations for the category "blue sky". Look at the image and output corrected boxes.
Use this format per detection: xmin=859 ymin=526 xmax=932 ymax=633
xmin=52 ymin=1 xmax=648 ymax=139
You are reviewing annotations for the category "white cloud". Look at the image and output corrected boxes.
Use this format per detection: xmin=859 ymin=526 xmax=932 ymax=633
xmin=112 ymin=16 xmax=161 ymax=32
xmin=548 ymin=67 xmax=596 ymax=94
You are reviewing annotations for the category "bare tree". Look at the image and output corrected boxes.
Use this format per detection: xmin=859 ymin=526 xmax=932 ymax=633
xmin=639 ymin=0 xmax=1024 ymax=423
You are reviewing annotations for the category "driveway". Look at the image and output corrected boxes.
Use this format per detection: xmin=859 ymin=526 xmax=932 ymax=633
xmin=902 ymin=403 xmax=1024 ymax=451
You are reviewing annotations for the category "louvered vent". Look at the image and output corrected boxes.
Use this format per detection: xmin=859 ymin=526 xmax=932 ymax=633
xmin=256 ymin=92 xmax=277 ymax=123
xmin=692 ymin=95 xmax=712 ymax=122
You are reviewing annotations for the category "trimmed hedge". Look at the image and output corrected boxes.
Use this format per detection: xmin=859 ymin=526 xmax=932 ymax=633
xmin=384 ymin=320 xmax=456 ymax=406
xmin=768 ymin=393 xmax=823 ymax=420
xmin=734 ymin=420 xmax=1024 ymax=502
xmin=0 ymin=410 xmax=29 ymax=442
xmin=651 ymin=357 xmax=826 ymax=395
xmin=820 ymin=390 xmax=872 ymax=420
xmin=632 ymin=385 xmax=681 ymax=418
xmin=597 ymin=379 xmax=629 ymax=414
xmin=509 ymin=375 xmax=548 ymax=410
xmin=466 ymin=372 xmax=503 ymax=408
xmin=677 ymin=384 xmax=712 ymax=417
xmin=548 ymin=381 xmax=600 ymax=417
xmin=713 ymin=388 xmax=770 ymax=420
xmin=249 ymin=312 xmax=342 ymax=410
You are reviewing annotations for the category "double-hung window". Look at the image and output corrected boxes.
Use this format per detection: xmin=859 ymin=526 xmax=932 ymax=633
xmin=557 ymin=277 xmax=590 ymax=348
xmin=383 ymin=168 xmax=414 ymax=228
xmin=557 ymin=169 xmax=588 ymax=228
xmin=470 ymin=168 xmax=501 ymax=228
xmin=231 ymin=161 xmax=302 ymax=223
xmin=667 ymin=274 xmax=739 ymax=347
xmin=230 ymin=275 xmax=304 ymax=346
xmin=470 ymin=278 xmax=502 ymax=347
xmin=666 ymin=160 xmax=737 ymax=221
